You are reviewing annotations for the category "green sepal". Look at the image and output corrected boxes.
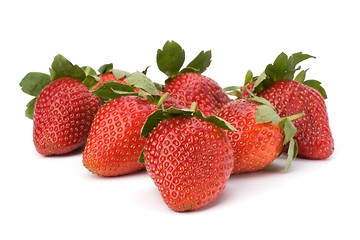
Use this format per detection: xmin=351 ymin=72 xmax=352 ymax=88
xmin=252 ymin=52 xmax=315 ymax=93
xmin=19 ymin=72 xmax=51 ymax=97
xmin=111 ymin=69 xmax=130 ymax=79
xmin=50 ymin=54 xmax=86 ymax=81
xmin=179 ymin=50 xmax=211 ymax=75
xmin=303 ymin=80 xmax=327 ymax=99
xmin=82 ymin=75 xmax=99 ymax=90
xmin=255 ymin=105 xmax=282 ymax=124
xmin=138 ymin=150 xmax=145 ymax=164
xmin=157 ymin=40 xmax=212 ymax=84
xmin=285 ymin=138 xmax=298 ymax=172
xmin=91 ymin=81 xmax=136 ymax=99
xmin=157 ymin=40 xmax=185 ymax=78
xmin=244 ymin=70 xmax=253 ymax=86
xmin=25 ymin=98 xmax=37 ymax=119
xmin=82 ymin=66 xmax=97 ymax=76
xmin=125 ymin=72 xmax=159 ymax=96
xmin=98 ymin=63 xmax=114 ymax=74
xmin=141 ymin=105 xmax=237 ymax=138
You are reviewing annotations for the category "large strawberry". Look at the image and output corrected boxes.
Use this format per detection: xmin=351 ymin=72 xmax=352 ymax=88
xmin=140 ymin=104 xmax=236 ymax=212
xmin=83 ymin=72 xmax=166 ymax=176
xmin=228 ymin=52 xmax=334 ymax=160
xmin=20 ymin=55 xmax=102 ymax=156
xmin=218 ymin=94 xmax=302 ymax=173
xmin=157 ymin=41 xmax=231 ymax=116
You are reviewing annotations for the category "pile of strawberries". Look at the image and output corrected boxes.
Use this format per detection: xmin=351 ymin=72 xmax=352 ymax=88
xmin=20 ymin=41 xmax=334 ymax=212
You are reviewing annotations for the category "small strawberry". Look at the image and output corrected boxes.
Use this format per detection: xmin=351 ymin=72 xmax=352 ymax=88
xmin=218 ymin=94 xmax=302 ymax=173
xmin=20 ymin=55 xmax=102 ymax=155
xmin=140 ymin=104 xmax=236 ymax=212
xmin=157 ymin=41 xmax=231 ymax=116
xmin=227 ymin=52 xmax=334 ymax=160
xmin=83 ymin=72 xmax=166 ymax=176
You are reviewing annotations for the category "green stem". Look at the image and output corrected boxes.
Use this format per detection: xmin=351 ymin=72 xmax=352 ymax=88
xmin=157 ymin=92 xmax=170 ymax=109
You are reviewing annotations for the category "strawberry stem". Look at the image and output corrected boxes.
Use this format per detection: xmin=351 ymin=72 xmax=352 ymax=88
xmin=157 ymin=92 xmax=170 ymax=109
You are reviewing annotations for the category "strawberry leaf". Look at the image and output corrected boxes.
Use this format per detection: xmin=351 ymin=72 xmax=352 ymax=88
xmin=285 ymin=138 xmax=298 ymax=172
xmin=253 ymin=52 xmax=315 ymax=93
xmin=91 ymin=81 xmax=136 ymax=99
xmin=303 ymin=79 xmax=327 ymax=99
xmin=51 ymin=54 xmax=86 ymax=81
xmin=20 ymin=72 xmax=51 ymax=97
xmin=255 ymin=105 xmax=282 ymax=124
xmin=111 ymin=69 xmax=130 ymax=79
xmin=180 ymin=50 xmax=212 ymax=75
xmin=82 ymin=66 xmax=97 ymax=76
xmin=157 ymin=40 xmax=185 ymax=78
xmin=98 ymin=63 xmax=114 ymax=74
xmin=125 ymin=72 xmax=159 ymax=96
xmin=25 ymin=98 xmax=36 ymax=119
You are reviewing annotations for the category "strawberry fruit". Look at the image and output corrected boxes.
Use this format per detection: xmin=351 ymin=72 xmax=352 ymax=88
xmin=228 ymin=52 xmax=334 ymax=160
xmin=218 ymin=94 xmax=302 ymax=173
xmin=157 ymin=41 xmax=231 ymax=116
xmin=20 ymin=55 xmax=102 ymax=156
xmin=83 ymin=72 xmax=166 ymax=176
xmin=140 ymin=104 xmax=236 ymax=211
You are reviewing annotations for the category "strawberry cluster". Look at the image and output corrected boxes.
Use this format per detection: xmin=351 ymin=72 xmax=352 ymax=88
xmin=20 ymin=41 xmax=334 ymax=212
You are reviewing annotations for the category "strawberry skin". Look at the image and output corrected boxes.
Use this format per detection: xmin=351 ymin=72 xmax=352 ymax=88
xmin=218 ymin=99 xmax=284 ymax=173
xmin=83 ymin=96 xmax=159 ymax=176
xmin=143 ymin=116 xmax=233 ymax=211
xmin=163 ymin=73 xmax=231 ymax=116
xmin=255 ymin=80 xmax=334 ymax=159
xmin=33 ymin=77 xmax=102 ymax=155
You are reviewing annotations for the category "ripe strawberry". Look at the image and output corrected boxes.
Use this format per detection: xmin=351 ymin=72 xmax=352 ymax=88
xmin=239 ymin=52 xmax=334 ymax=160
xmin=157 ymin=41 xmax=230 ymax=116
xmin=20 ymin=55 xmax=102 ymax=155
xmin=140 ymin=105 xmax=236 ymax=211
xmin=83 ymin=96 xmax=159 ymax=176
xmin=218 ymin=97 xmax=301 ymax=173
xmin=83 ymin=71 xmax=166 ymax=176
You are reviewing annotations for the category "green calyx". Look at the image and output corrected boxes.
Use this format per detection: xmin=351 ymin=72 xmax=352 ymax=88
xmin=91 ymin=71 xmax=163 ymax=105
xmin=140 ymin=102 xmax=237 ymax=139
xmin=244 ymin=52 xmax=327 ymax=99
xmin=246 ymin=89 xmax=304 ymax=172
xmin=156 ymin=40 xmax=212 ymax=83
xmin=20 ymin=54 xmax=99 ymax=119
xmin=138 ymin=102 xmax=237 ymax=164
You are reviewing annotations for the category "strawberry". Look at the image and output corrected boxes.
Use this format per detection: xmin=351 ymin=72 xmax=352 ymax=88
xmin=83 ymin=96 xmax=159 ymax=176
xmin=237 ymin=52 xmax=334 ymax=160
xmin=140 ymin=104 xmax=236 ymax=211
xmin=218 ymin=95 xmax=302 ymax=173
xmin=82 ymin=72 xmax=166 ymax=176
xmin=20 ymin=55 xmax=102 ymax=155
xmin=157 ymin=41 xmax=231 ymax=116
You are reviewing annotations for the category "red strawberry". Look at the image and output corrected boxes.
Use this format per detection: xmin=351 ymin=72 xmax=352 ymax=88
xmin=20 ymin=55 xmax=102 ymax=155
xmin=83 ymin=71 xmax=166 ymax=176
xmin=157 ymin=41 xmax=230 ymax=116
xmin=218 ymin=97 xmax=301 ymax=173
xmin=140 ymin=105 xmax=236 ymax=211
xmin=83 ymin=95 xmax=159 ymax=176
xmin=239 ymin=53 xmax=334 ymax=160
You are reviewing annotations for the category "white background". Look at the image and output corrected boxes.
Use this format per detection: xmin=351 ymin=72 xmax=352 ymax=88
xmin=1 ymin=0 xmax=359 ymax=239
